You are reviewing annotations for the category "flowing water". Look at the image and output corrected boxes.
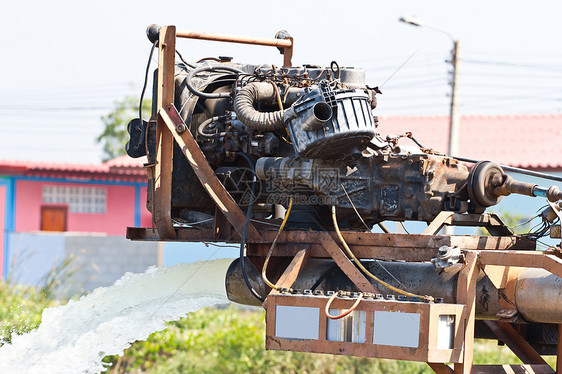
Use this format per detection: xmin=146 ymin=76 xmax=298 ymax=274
xmin=0 ymin=258 xmax=233 ymax=373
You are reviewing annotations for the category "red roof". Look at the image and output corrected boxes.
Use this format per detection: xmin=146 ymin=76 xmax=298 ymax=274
xmin=0 ymin=114 xmax=560 ymax=178
xmin=378 ymin=114 xmax=562 ymax=171
xmin=0 ymin=155 xmax=148 ymax=182
xmin=103 ymin=155 xmax=147 ymax=168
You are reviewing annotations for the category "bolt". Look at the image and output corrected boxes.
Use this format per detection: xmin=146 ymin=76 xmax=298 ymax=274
xmin=176 ymin=123 xmax=187 ymax=134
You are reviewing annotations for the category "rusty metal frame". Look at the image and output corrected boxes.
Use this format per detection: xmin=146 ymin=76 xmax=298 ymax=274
xmin=159 ymin=104 xmax=261 ymax=241
xmin=265 ymin=293 xmax=466 ymax=363
xmin=483 ymin=320 xmax=550 ymax=365
xmin=140 ymin=24 xmax=561 ymax=374
xmin=260 ymin=244 xmax=560 ymax=374
xmin=175 ymin=29 xmax=293 ymax=67
xmin=150 ymin=26 xmax=294 ymax=241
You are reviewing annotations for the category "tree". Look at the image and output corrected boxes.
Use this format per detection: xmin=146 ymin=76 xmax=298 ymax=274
xmin=97 ymin=97 xmax=151 ymax=162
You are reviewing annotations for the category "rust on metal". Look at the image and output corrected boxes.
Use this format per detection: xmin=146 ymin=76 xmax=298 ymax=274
xmin=483 ymin=321 xmax=550 ymax=365
xmin=454 ymin=251 xmax=478 ymax=374
xmin=159 ymin=104 xmax=261 ymax=242
xmin=479 ymin=250 xmax=562 ymax=279
xmin=176 ymin=30 xmax=293 ymax=48
xmin=319 ymin=233 xmax=377 ymax=294
xmin=558 ymin=324 xmax=562 ymax=373
xmin=265 ymin=293 xmax=465 ymax=363
xmin=153 ymin=25 xmax=177 ymax=239
xmin=427 ymin=363 xmax=454 ymax=374
xmin=273 ymin=246 xmax=310 ymax=291
xmin=470 ymin=365 xmax=555 ymax=374
xmin=175 ymin=30 xmax=293 ymax=66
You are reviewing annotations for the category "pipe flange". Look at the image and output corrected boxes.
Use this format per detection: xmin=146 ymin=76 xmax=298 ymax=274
xmin=467 ymin=161 xmax=505 ymax=207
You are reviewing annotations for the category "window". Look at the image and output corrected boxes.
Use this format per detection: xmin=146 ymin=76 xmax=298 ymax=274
xmin=42 ymin=185 xmax=107 ymax=213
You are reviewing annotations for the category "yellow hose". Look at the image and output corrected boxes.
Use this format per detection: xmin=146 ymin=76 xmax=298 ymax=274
xmin=325 ymin=291 xmax=364 ymax=320
xmin=331 ymin=206 xmax=434 ymax=302
xmin=262 ymin=197 xmax=294 ymax=290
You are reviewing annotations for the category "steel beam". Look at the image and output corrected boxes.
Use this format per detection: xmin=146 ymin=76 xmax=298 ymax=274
xmin=483 ymin=321 xmax=550 ymax=365
xmin=454 ymin=251 xmax=478 ymax=374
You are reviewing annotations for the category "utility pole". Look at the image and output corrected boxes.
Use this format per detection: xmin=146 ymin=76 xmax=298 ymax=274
xmin=399 ymin=16 xmax=461 ymax=234
xmin=448 ymin=40 xmax=461 ymax=157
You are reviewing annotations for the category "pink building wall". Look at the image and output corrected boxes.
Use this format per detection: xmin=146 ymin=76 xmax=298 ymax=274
xmin=140 ymin=187 xmax=152 ymax=227
xmin=15 ymin=180 xmax=138 ymax=236
xmin=0 ymin=185 xmax=5 ymax=277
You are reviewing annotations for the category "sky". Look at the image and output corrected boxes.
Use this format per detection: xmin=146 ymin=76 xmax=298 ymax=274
xmin=1 ymin=0 xmax=561 ymax=163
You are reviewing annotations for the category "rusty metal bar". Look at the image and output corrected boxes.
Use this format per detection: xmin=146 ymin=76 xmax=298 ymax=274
xmin=479 ymin=250 xmax=562 ymax=279
xmin=454 ymin=251 xmax=478 ymax=374
xmin=127 ymin=226 xmax=535 ymax=253
xmin=176 ymin=29 xmax=293 ymax=48
xmin=423 ymin=212 xmax=512 ymax=236
xmin=483 ymin=321 xmax=550 ymax=365
xmin=556 ymin=324 xmax=562 ymax=373
xmin=471 ymin=365 xmax=554 ymax=373
xmin=153 ymin=26 xmax=177 ymax=239
xmin=159 ymin=104 xmax=261 ymax=242
xmin=273 ymin=246 xmax=310 ymax=290
xmin=319 ymin=233 xmax=377 ymax=294
xmin=423 ymin=211 xmax=455 ymax=235
xmin=428 ymin=363 xmax=454 ymax=374
xmin=176 ymin=29 xmax=293 ymax=66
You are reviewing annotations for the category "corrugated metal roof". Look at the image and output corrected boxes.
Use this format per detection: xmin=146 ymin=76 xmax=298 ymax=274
xmin=378 ymin=114 xmax=562 ymax=170
xmin=103 ymin=155 xmax=147 ymax=168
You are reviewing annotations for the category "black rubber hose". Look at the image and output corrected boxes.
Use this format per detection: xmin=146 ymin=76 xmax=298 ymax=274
xmin=186 ymin=65 xmax=245 ymax=99
xmin=237 ymin=152 xmax=265 ymax=302
xmin=233 ymin=82 xmax=286 ymax=131
xmin=197 ymin=116 xmax=226 ymax=139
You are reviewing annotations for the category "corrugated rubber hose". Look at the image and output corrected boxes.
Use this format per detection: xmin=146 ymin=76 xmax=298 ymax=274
xmin=233 ymin=82 xmax=286 ymax=131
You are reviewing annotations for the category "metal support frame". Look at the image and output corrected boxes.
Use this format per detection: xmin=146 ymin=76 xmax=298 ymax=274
xmin=159 ymin=104 xmax=261 ymax=241
xmin=149 ymin=26 xmax=294 ymax=242
xmin=128 ymin=222 xmax=562 ymax=373
xmin=153 ymin=25 xmax=177 ymax=239
xmin=140 ymin=24 xmax=561 ymax=374
xmin=483 ymin=321 xmax=550 ymax=365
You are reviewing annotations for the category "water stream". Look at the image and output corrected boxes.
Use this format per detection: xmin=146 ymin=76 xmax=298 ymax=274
xmin=0 ymin=258 xmax=232 ymax=373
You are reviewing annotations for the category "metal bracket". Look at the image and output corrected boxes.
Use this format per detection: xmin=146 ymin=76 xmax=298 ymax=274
xmin=159 ymin=104 xmax=261 ymax=242
xmin=423 ymin=212 xmax=513 ymax=236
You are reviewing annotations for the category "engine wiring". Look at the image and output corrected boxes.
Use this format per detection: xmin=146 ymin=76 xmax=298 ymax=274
xmin=237 ymin=152 xmax=265 ymax=303
xmin=332 ymin=205 xmax=434 ymax=303
xmin=262 ymin=196 xmax=294 ymax=290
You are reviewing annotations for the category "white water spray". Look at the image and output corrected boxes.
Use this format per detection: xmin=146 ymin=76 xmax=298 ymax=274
xmin=0 ymin=258 xmax=233 ymax=374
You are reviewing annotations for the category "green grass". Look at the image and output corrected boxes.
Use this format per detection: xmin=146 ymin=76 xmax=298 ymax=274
xmin=103 ymin=305 xmax=557 ymax=374
xmin=0 ymin=280 xmax=58 ymax=346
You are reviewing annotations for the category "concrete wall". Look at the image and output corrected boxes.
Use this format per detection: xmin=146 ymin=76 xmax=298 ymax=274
xmin=7 ymin=232 xmax=159 ymax=293
xmin=64 ymin=234 xmax=159 ymax=290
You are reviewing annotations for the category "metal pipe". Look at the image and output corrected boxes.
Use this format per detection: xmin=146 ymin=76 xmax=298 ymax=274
xmin=453 ymin=155 xmax=562 ymax=183
xmin=176 ymin=30 xmax=293 ymax=48
xmin=226 ymin=258 xmax=562 ymax=324
xmin=515 ymin=268 xmax=562 ymax=323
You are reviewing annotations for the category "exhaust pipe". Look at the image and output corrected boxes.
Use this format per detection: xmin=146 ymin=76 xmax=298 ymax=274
xmin=225 ymin=258 xmax=562 ymax=324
